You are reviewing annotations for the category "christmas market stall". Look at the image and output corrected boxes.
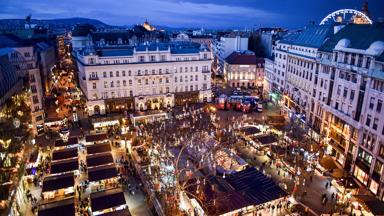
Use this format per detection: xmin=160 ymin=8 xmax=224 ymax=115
xmin=41 ymin=173 xmax=74 ymax=201
xmin=86 ymin=152 xmax=114 ymax=168
xmin=90 ymin=188 xmax=129 ymax=215
xmin=88 ymin=164 xmax=119 ymax=192
xmin=38 ymin=197 xmax=75 ymax=216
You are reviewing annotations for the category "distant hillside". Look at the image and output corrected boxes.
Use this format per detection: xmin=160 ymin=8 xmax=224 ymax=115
xmin=0 ymin=17 xmax=110 ymax=30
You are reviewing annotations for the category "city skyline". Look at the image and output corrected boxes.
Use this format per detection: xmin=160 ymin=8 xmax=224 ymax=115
xmin=0 ymin=0 xmax=383 ymax=29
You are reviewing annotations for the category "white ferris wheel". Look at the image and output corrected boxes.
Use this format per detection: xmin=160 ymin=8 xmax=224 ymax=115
xmin=320 ymin=9 xmax=372 ymax=25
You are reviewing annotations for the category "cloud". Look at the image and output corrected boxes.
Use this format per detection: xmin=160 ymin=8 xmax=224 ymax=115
xmin=0 ymin=0 xmax=280 ymax=27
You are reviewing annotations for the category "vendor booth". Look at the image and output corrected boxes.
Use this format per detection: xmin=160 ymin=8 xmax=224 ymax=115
xmin=85 ymin=133 xmax=109 ymax=145
xmin=50 ymin=159 xmax=79 ymax=175
xmin=87 ymin=152 xmax=114 ymax=168
xmin=88 ymin=164 xmax=119 ymax=192
xmin=90 ymin=188 xmax=129 ymax=215
xmin=87 ymin=143 xmax=112 ymax=155
xmin=42 ymin=173 xmax=74 ymax=201
xmin=52 ymin=147 xmax=78 ymax=161
xmin=38 ymin=197 xmax=75 ymax=216
xmin=54 ymin=137 xmax=78 ymax=150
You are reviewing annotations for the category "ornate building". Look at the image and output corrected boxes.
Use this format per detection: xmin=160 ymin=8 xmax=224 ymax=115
xmin=73 ymin=42 xmax=212 ymax=115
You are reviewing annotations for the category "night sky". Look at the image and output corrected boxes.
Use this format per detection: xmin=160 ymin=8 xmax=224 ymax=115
xmin=0 ymin=0 xmax=383 ymax=29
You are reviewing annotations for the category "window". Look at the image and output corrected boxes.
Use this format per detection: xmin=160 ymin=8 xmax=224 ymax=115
xmin=24 ymin=52 xmax=30 ymax=57
xmin=32 ymin=96 xmax=39 ymax=104
xmin=110 ymin=71 xmax=113 ymax=77
xmin=139 ymin=56 xmax=145 ymax=62
xmin=202 ymin=83 xmax=207 ymax=90
xmin=150 ymin=55 xmax=156 ymax=62
xmin=175 ymin=77 xmax=178 ymax=82
xmin=122 ymin=71 xmax=126 ymax=76
xmin=159 ymin=69 xmax=162 ymax=74
xmin=195 ymin=75 xmax=198 ymax=81
xmin=30 ymin=85 xmax=37 ymax=93
xmin=379 ymin=145 xmax=384 ymax=157
xmin=103 ymin=72 xmax=107 ymax=77
xmin=161 ymin=55 xmax=166 ymax=61
xmin=366 ymin=115 xmax=371 ymax=126
xmin=343 ymin=53 xmax=349 ymax=64
xmin=180 ymin=76 xmax=183 ymax=82
xmin=116 ymin=81 xmax=120 ymax=87
xmin=116 ymin=71 xmax=119 ymax=77
xmin=374 ymin=160 xmax=383 ymax=174
xmin=110 ymin=81 xmax=114 ymax=87
xmin=130 ymin=90 xmax=133 ymax=97
xmin=123 ymin=80 xmax=126 ymax=87
xmin=350 ymin=53 xmax=356 ymax=65
xmin=195 ymin=66 xmax=198 ymax=72
xmin=357 ymin=54 xmax=363 ymax=67
xmin=104 ymin=81 xmax=108 ymax=88
xmin=204 ymin=75 xmax=207 ymax=81
xmin=128 ymin=70 xmax=132 ymax=76
xmin=145 ymin=79 xmax=149 ymax=85
xmin=166 ymin=78 xmax=169 ymax=83
xmin=129 ymin=80 xmax=132 ymax=85
xmin=337 ymin=85 xmax=341 ymax=95
xmin=166 ymin=87 xmax=169 ymax=93
xmin=190 ymin=75 xmax=193 ymax=81
xmin=203 ymin=53 xmax=208 ymax=59
xmin=350 ymin=90 xmax=355 ymax=101
xmin=373 ymin=118 xmax=378 ymax=130
xmin=93 ymin=83 xmax=96 ymax=89
xmin=138 ymin=70 xmax=141 ymax=75
xmin=377 ymin=100 xmax=382 ymax=113
xmin=366 ymin=57 xmax=371 ymax=69
xmin=343 ymin=87 xmax=348 ymax=97
xmin=369 ymin=97 xmax=375 ymax=109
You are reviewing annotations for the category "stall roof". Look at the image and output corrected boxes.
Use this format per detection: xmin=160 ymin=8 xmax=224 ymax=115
xmin=87 ymin=143 xmax=111 ymax=155
xmin=85 ymin=133 xmax=108 ymax=142
xmin=98 ymin=209 xmax=131 ymax=216
xmin=225 ymin=167 xmax=288 ymax=206
xmin=354 ymin=195 xmax=384 ymax=215
xmin=38 ymin=198 xmax=75 ymax=216
xmin=86 ymin=152 xmax=114 ymax=167
xmin=55 ymin=137 xmax=79 ymax=147
xmin=255 ymin=135 xmax=278 ymax=145
xmin=42 ymin=173 xmax=74 ymax=192
xmin=52 ymin=148 xmax=78 ymax=161
xmin=50 ymin=159 xmax=79 ymax=174
xmin=240 ymin=126 xmax=261 ymax=136
xmin=91 ymin=189 xmax=126 ymax=212
xmin=88 ymin=164 xmax=118 ymax=182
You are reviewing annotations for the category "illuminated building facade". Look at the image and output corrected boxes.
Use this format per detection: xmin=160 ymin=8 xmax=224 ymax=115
xmin=73 ymin=42 xmax=212 ymax=116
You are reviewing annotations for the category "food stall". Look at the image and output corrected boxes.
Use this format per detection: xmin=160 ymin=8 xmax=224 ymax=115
xmin=88 ymin=164 xmax=119 ymax=192
xmin=41 ymin=173 xmax=74 ymax=201
xmin=90 ymin=188 xmax=129 ymax=216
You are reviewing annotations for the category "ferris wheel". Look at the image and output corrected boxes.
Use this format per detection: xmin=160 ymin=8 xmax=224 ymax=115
xmin=320 ymin=9 xmax=372 ymax=25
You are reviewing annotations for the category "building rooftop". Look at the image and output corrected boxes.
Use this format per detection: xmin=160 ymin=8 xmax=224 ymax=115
xmin=92 ymin=41 xmax=205 ymax=57
xmin=319 ymin=24 xmax=384 ymax=53
xmin=225 ymin=51 xmax=264 ymax=65
xmin=281 ymin=25 xmax=334 ymax=48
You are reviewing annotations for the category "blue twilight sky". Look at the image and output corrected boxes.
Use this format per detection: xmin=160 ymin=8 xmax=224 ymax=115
xmin=0 ymin=0 xmax=383 ymax=29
